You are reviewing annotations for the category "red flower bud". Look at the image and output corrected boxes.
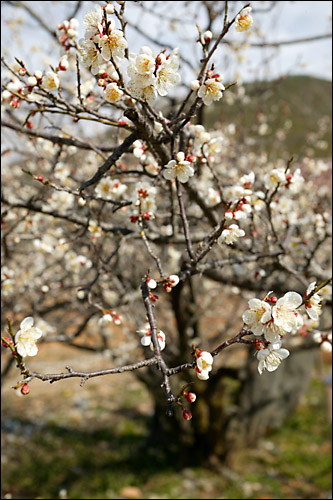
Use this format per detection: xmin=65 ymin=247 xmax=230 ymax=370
xmin=182 ymin=409 xmax=192 ymax=421
xmin=1 ymin=337 xmax=12 ymax=348
xmin=185 ymin=392 xmax=197 ymax=403
xmin=21 ymin=383 xmax=30 ymax=395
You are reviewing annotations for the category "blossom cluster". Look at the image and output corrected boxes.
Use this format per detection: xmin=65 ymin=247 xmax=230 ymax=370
xmin=243 ymin=282 xmax=327 ymax=374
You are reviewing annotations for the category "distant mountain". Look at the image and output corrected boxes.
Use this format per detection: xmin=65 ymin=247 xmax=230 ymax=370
xmin=205 ymin=75 xmax=332 ymax=158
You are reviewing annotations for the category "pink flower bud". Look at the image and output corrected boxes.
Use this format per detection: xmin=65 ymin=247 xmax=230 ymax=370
xmin=182 ymin=409 xmax=192 ymax=421
xmin=21 ymin=383 xmax=30 ymax=395
xmin=185 ymin=391 xmax=197 ymax=403
xmin=1 ymin=337 xmax=12 ymax=348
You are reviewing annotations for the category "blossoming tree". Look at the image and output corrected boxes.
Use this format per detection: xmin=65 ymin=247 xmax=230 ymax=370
xmin=1 ymin=1 xmax=332 ymax=461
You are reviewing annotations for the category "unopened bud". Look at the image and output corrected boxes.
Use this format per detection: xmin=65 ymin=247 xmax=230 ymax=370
xmin=190 ymin=80 xmax=201 ymax=91
xmin=147 ymin=277 xmax=157 ymax=289
xmin=27 ymin=76 xmax=38 ymax=87
xmin=203 ymin=30 xmax=213 ymax=43
xmin=176 ymin=151 xmax=185 ymax=162
xmin=21 ymin=383 xmax=30 ymax=395
xmin=18 ymin=67 xmax=27 ymax=76
xmin=184 ymin=391 xmax=197 ymax=403
xmin=105 ymin=3 xmax=115 ymax=14
xmin=182 ymin=409 xmax=192 ymax=421
xmin=1 ymin=337 xmax=12 ymax=348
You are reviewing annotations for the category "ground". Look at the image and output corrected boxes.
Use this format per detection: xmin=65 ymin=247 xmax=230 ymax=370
xmin=1 ymin=340 xmax=332 ymax=500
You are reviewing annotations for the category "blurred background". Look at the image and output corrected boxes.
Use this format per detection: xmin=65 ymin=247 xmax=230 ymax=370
xmin=1 ymin=1 xmax=332 ymax=499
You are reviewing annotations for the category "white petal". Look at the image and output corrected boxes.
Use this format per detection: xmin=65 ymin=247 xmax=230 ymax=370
xmin=20 ymin=317 xmax=34 ymax=330
xmin=141 ymin=336 xmax=151 ymax=347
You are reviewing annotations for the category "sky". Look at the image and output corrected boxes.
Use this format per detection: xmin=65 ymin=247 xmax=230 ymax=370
xmin=1 ymin=1 xmax=332 ymax=84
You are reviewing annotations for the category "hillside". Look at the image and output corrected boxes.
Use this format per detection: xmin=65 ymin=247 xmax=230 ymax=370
xmin=205 ymin=75 xmax=332 ymax=158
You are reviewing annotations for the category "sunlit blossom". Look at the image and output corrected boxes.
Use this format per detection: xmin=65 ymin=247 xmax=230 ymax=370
xmin=15 ymin=317 xmax=42 ymax=357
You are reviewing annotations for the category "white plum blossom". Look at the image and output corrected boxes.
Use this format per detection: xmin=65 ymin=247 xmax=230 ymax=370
xmin=304 ymin=282 xmax=322 ymax=321
xmin=98 ymin=314 xmax=113 ymax=326
xmin=83 ymin=4 xmax=104 ymax=40
xmin=163 ymin=152 xmax=194 ymax=183
xmin=242 ymin=298 xmax=272 ymax=336
xmin=133 ymin=140 xmax=146 ymax=159
xmin=137 ymin=324 xmax=166 ymax=351
xmin=88 ymin=220 xmax=103 ymax=239
xmin=206 ymin=188 xmax=221 ymax=207
xmin=104 ymin=82 xmax=123 ymax=103
xmin=203 ymin=136 xmax=224 ymax=161
xmin=235 ymin=6 xmax=253 ymax=32
xmin=272 ymin=291 xmax=303 ymax=333
xmin=286 ymin=168 xmax=304 ymax=193
xmin=43 ymin=72 xmax=60 ymax=91
xmin=99 ymin=22 xmax=128 ymax=62
xmin=196 ymin=350 xmax=214 ymax=380
xmin=79 ymin=38 xmax=104 ymax=75
xmin=127 ymin=46 xmax=181 ymax=103
xmin=256 ymin=340 xmax=290 ymax=375
xmin=217 ymin=224 xmax=245 ymax=245
xmin=155 ymin=49 xmax=181 ymax=96
xmin=264 ymin=168 xmax=286 ymax=190
xmin=197 ymin=78 xmax=225 ymax=106
xmin=15 ymin=317 xmax=43 ymax=357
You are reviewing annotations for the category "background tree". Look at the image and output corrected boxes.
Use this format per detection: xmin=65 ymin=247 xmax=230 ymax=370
xmin=1 ymin=0 xmax=332 ymax=467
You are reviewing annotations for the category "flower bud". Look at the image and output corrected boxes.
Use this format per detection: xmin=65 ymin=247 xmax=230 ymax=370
xmin=190 ymin=80 xmax=201 ymax=91
xmin=27 ymin=76 xmax=38 ymax=87
xmin=21 ymin=383 xmax=30 ymax=395
xmin=1 ymin=337 xmax=12 ymax=348
xmin=147 ymin=277 xmax=157 ymax=289
xmin=203 ymin=30 xmax=213 ymax=43
xmin=168 ymin=275 xmax=179 ymax=287
xmin=184 ymin=391 xmax=197 ymax=403
xmin=105 ymin=4 xmax=115 ymax=14
xmin=182 ymin=409 xmax=192 ymax=421
xmin=176 ymin=151 xmax=185 ymax=162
